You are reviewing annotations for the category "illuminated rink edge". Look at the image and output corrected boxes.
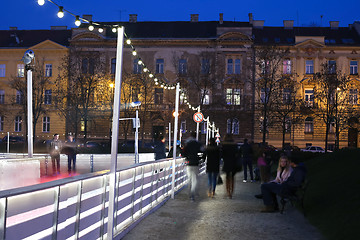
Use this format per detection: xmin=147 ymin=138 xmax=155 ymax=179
xmin=0 ymin=158 xmax=206 ymax=239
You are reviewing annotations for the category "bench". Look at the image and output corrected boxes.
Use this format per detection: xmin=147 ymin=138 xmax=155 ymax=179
xmin=279 ymin=179 xmax=308 ymax=215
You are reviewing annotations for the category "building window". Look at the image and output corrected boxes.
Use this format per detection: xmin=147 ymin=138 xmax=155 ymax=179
xmin=156 ymin=59 xmax=164 ymax=74
xmin=226 ymin=88 xmax=240 ymax=105
xmin=261 ymin=60 xmax=269 ymax=75
xmin=0 ymin=90 xmax=4 ymax=104
xmin=283 ymin=59 xmax=291 ymax=74
xmin=304 ymin=117 xmax=313 ymax=133
xmin=17 ymin=64 xmax=25 ymax=77
xmin=227 ymin=58 xmax=241 ymax=75
xmin=328 ymin=60 xmax=336 ymax=74
xmin=133 ymin=59 xmax=142 ymax=74
xmin=154 ymin=88 xmax=163 ymax=104
xmin=0 ymin=116 xmax=3 ymax=131
xmin=43 ymin=116 xmax=50 ymax=132
xmin=329 ymin=118 xmax=335 ymax=133
xmin=285 ymin=117 xmax=291 ymax=133
xmin=283 ymin=88 xmax=291 ymax=104
xmin=44 ymin=89 xmax=52 ymax=105
xmin=349 ymin=89 xmax=358 ymax=105
xmin=201 ymin=121 xmax=207 ymax=134
xmin=45 ymin=64 xmax=52 ymax=77
xmin=16 ymin=90 xmax=23 ymax=104
xmin=304 ymin=89 xmax=314 ymax=107
xmin=131 ymin=87 xmax=140 ymax=102
xmin=111 ymin=58 xmax=116 ymax=74
xmin=350 ymin=61 xmax=358 ymax=75
xmin=227 ymin=118 xmax=239 ymax=134
xmin=15 ymin=116 xmax=22 ymax=132
xmin=260 ymin=88 xmax=269 ymax=103
xmin=179 ymin=59 xmax=187 ymax=74
xmin=201 ymin=58 xmax=210 ymax=74
xmin=82 ymin=58 xmax=94 ymax=74
xmin=0 ymin=64 xmax=5 ymax=77
xmin=305 ymin=60 xmax=314 ymax=74
xmin=180 ymin=120 xmax=186 ymax=133
xmin=201 ymin=89 xmax=210 ymax=105
xmin=227 ymin=59 xmax=233 ymax=74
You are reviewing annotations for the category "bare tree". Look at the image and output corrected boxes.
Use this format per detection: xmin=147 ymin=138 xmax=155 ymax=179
xmin=313 ymin=62 xmax=351 ymax=151
xmin=254 ymin=46 xmax=290 ymax=144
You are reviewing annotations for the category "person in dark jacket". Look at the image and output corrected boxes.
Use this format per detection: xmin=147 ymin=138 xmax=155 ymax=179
xmin=183 ymin=132 xmax=203 ymax=201
xmin=241 ymin=138 xmax=254 ymax=182
xmin=260 ymin=157 xmax=307 ymax=212
xmin=154 ymin=135 xmax=167 ymax=160
xmin=64 ymin=135 xmax=77 ymax=174
xmin=221 ymin=134 xmax=240 ymax=199
xmin=204 ymin=138 xmax=221 ymax=198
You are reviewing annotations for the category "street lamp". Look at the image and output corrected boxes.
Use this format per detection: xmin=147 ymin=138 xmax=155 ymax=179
xmin=22 ymin=49 xmax=35 ymax=158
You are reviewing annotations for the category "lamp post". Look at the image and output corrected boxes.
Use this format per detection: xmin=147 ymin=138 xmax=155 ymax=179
xmin=22 ymin=49 xmax=35 ymax=158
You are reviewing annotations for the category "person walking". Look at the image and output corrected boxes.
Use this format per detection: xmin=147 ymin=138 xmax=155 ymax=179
xmin=203 ymin=137 xmax=221 ymax=198
xmin=64 ymin=135 xmax=77 ymax=174
xmin=182 ymin=132 xmax=203 ymax=201
xmin=48 ymin=133 xmax=62 ymax=175
xmin=241 ymin=138 xmax=254 ymax=182
xmin=154 ymin=135 xmax=167 ymax=160
xmin=221 ymin=134 xmax=240 ymax=199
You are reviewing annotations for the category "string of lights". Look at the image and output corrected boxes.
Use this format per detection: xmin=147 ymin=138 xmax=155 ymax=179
xmin=36 ymin=0 xmax=201 ymax=112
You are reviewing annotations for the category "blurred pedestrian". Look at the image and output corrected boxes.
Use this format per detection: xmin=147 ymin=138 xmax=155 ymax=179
xmin=203 ymin=137 xmax=221 ymax=198
xmin=154 ymin=135 xmax=166 ymax=160
xmin=183 ymin=132 xmax=203 ymax=201
xmin=48 ymin=133 xmax=62 ymax=175
xmin=221 ymin=134 xmax=240 ymax=199
xmin=64 ymin=135 xmax=77 ymax=174
xmin=241 ymin=138 xmax=254 ymax=182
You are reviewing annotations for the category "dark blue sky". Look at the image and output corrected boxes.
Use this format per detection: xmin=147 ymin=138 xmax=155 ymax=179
xmin=1 ymin=0 xmax=359 ymax=30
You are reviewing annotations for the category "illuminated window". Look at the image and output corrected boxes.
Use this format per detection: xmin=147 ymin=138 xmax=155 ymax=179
xmin=304 ymin=89 xmax=314 ymax=107
xmin=305 ymin=60 xmax=314 ymax=74
xmin=304 ymin=117 xmax=313 ymax=133
xmin=350 ymin=61 xmax=358 ymax=75
xmin=45 ymin=64 xmax=52 ymax=77
xmin=283 ymin=59 xmax=291 ymax=74
xmin=349 ymin=89 xmax=358 ymax=105
xmin=0 ymin=64 xmax=5 ymax=77
xmin=17 ymin=64 xmax=24 ymax=77
xmin=226 ymin=88 xmax=240 ymax=105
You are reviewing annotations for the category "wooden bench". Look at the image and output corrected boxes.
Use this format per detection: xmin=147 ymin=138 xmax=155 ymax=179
xmin=279 ymin=179 xmax=308 ymax=215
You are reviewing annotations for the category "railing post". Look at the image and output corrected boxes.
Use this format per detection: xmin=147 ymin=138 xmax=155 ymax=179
xmin=74 ymin=181 xmax=83 ymax=239
xmin=51 ymin=186 xmax=60 ymax=240
xmin=0 ymin=198 xmax=8 ymax=240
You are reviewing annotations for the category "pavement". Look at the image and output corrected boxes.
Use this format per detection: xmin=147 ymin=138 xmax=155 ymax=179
xmin=122 ymin=171 xmax=325 ymax=240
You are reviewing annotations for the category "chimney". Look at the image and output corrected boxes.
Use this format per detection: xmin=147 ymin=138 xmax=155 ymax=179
xmin=82 ymin=14 xmax=92 ymax=22
xmin=248 ymin=13 xmax=253 ymax=24
xmin=330 ymin=21 xmax=339 ymax=30
xmin=129 ymin=14 xmax=138 ymax=23
xmin=253 ymin=20 xmax=264 ymax=29
xmin=9 ymin=27 xmax=18 ymax=30
xmin=51 ymin=26 xmax=67 ymax=30
xmin=283 ymin=20 xmax=294 ymax=29
xmin=219 ymin=13 xmax=224 ymax=24
xmin=190 ymin=14 xmax=199 ymax=22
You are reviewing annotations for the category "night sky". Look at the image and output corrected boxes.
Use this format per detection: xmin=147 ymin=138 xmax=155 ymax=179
xmin=1 ymin=0 xmax=359 ymax=30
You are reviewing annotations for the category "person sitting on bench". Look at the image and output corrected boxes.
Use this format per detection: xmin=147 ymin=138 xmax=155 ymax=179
xmin=260 ymin=157 xmax=306 ymax=213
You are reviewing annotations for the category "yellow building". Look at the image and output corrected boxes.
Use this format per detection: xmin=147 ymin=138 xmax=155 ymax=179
xmin=0 ymin=27 xmax=71 ymax=143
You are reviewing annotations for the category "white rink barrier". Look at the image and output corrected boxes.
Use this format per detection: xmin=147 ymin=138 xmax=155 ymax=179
xmin=0 ymin=158 xmax=206 ymax=239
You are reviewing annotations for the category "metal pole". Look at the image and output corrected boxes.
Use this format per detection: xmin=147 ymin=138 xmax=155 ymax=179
xmin=196 ymin=106 xmax=200 ymax=141
xmin=135 ymin=110 xmax=139 ymax=164
xmin=7 ymin=132 xmax=9 ymax=153
xmin=168 ymin=122 xmax=171 ymax=153
xmin=27 ymin=69 xmax=33 ymax=158
xmin=171 ymin=83 xmax=180 ymax=199
xmin=212 ymin=122 xmax=215 ymax=138
xmin=108 ymin=26 xmax=124 ymax=239
xmin=205 ymin=118 xmax=209 ymax=146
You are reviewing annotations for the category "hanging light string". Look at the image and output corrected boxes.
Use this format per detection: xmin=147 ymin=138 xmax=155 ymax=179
xmin=37 ymin=0 xmax=202 ymax=112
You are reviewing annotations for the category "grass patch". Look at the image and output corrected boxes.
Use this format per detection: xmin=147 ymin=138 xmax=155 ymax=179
xmin=303 ymin=149 xmax=360 ymax=240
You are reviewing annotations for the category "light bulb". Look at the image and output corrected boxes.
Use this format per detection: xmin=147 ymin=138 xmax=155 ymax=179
xmin=75 ymin=16 xmax=81 ymax=26
xmin=126 ymin=39 xmax=131 ymax=44
xmin=112 ymin=27 xmax=117 ymax=33
xmin=143 ymin=68 xmax=148 ymax=72
xmin=132 ymin=50 xmax=137 ymax=56
xmin=138 ymin=60 xmax=143 ymax=65
xmin=38 ymin=0 xmax=45 ymax=6
xmin=149 ymin=73 xmax=153 ymax=78
xmin=88 ymin=22 xmax=94 ymax=31
xmin=57 ymin=6 xmax=64 ymax=18
xmin=98 ymin=28 xmax=104 ymax=33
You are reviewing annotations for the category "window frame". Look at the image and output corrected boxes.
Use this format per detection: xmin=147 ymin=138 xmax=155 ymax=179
xmin=156 ymin=59 xmax=164 ymax=74
xmin=17 ymin=64 xmax=25 ymax=77
xmin=0 ymin=90 xmax=4 ymax=104
xmin=283 ymin=59 xmax=292 ymax=74
xmin=45 ymin=64 xmax=52 ymax=77
xmin=349 ymin=89 xmax=358 ymax=105
xmin=44 ymin=89 xmax=52 ymax=105
xmin=178 ymin=59 xmax=187 ymax=74
xmin=111 ymin=58 xmax=116 ymax=74
xmin=0 ymin=64 xmax=5 ymax=77
xmin=304 ymin=117 xmax=314 ymax=133
xmin=15 ymin=116 xmax=22 ymax=132
xmin=42 ymin=116 xmax=50 ymax=132
xmin=226 ymin=88 xmax=241 ymax=105
xmin=304 ymin=89 xmax=314 ymax=107
xmin=154 ymin=88 xmax=163 ymax=104
xmin=305 ymin=60 xmax=314 ymax=74
xmin=133 ymin=59 xmax=142 ymax=74
xmin=350 ymin=60 xmax=358 ymax=75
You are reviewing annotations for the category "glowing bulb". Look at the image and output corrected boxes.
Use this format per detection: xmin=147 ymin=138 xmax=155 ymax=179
xmin=143 ymin=68 xmax=148 ymax=72
xmin=126 ymin=39 xmax=131 ymax=44
xmin=155 ymin=82 xmax=159 ymax=85
xmin=149 ymin=73 xmax=153 ymax=78
xmin=98 ymin=28 xmax=104 ymax=33
xmin=57 ymin=6 xmax=64 ymax=18
xmin=138 ymin=60 xmax=143 ymax=65
xmin=75 ymin=16 xmax=81 ymax=26
xmin=38 ymin=0 xmax=45 ymax=6
xmin=154 ymin=78 xmax=158 ymax=82
xmin=132 ymin=50 xmax=137 ymax=56
xmin=88 ymin=22 xmax=94 ymax=31
xmin=112 ymin=27 xmax=117 ymax=33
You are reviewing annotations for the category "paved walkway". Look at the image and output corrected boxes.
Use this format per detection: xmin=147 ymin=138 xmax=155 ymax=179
xmin=123 ymin=171 xmax=324 ymax=240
